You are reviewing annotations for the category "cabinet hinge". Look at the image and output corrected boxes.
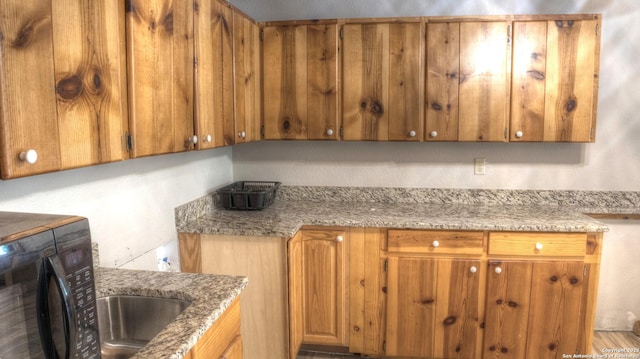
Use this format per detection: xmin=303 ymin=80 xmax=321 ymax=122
xmin=260 ymin=30 xmax=264 ymax=41
xmin=384 ymin=259 xmax=388 ymax=272
xmin=260 ymin=125 xmax=265 ymax=138
xmin=339 ymin=27 xmax=344 ymax=39
xmin=504 ymin=128 xmax=508 ymax=140
xmin=583 ymin=264 xmax=588 ymax=278
xmin=595 ymin=24 xmax=599 ymax=37
xmin=125 ymin=132 xmax=133 ymax=151
xmin=507 ymin=24 xmax=511 ymax=45
xmin=382 ymin=340 xmax=386 ymax=353
xmin=339 ymin=126 xmax=344 ymax=139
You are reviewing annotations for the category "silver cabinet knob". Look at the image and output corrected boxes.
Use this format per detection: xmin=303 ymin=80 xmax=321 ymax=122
xmin=238 ymin=131 xmax=246 ymax=139
xmin=409 ymin=130 xmax=416 ymax=137
xmin=336 ymin=235 xmax=344 ymax=242
xmin=535 ymin=243 xmax=543 ymax=251
xmin=515 ymin=130 xmax=523 ymax=138
xmin=326 ymin=129 xmax=334 ymax=136
xmin=494 ymin=266 xmax=503 ymax=274
xmin=432 ymin=240 xmax=440 ymax=248
xmin=470 ymin=266 xmax=477 ymax=273
xmin=430 ymin=130 xmax=438 ymax=138
xmin=19 ymin=149 xmax=38 ymax=164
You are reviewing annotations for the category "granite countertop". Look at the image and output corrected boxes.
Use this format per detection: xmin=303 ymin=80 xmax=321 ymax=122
xmin=95 ymin=267 xmax=248 ymax=359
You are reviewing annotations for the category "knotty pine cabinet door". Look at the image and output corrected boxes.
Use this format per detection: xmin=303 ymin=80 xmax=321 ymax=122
xmin=126 ymin=0 xmax=195 ymax=157
xmin=484 ymin=260 xmax=588 ymax=358
xmin=233 ymin=11 xmax=260 ymax=144
xmin=385 ymin=256 xmax=482 ymax=358
xmin=0 ymin=0 xmax=127 ymax=179
xmin=288 ymin=231 xmax=304 ymax=358
xmin=511 ymin=18 xmax=600 ymax=142
xmin=262 ymin=23 xmax=339 ymax=140
xmin=194 ymin=0 xmax=235 ymax=149
xmin=342 ymin=22 xmax=424 ymax=141
xmin=300 ymin=228 xmax=349 ymax=346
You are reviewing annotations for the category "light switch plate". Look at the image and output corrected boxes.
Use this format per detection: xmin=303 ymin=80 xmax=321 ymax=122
xmin=474 ymin=158 xmax=486 ymax=175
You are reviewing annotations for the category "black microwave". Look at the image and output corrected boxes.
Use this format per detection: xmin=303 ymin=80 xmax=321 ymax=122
xmin=0 ymin=212 xmax=100 ymax=358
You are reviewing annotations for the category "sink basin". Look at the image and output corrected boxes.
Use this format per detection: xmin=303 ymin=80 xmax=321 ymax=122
xmin=97 ymin=295 xmax=191 ymax=359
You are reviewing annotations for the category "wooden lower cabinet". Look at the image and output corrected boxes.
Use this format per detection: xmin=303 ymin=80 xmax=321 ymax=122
xmin=184 ymin=297 xmax=243 ymax=359
xmin=385 ymin=257 xmax=483 ymax=358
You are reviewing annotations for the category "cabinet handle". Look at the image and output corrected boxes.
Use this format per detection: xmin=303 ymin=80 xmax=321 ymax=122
xmin=19 ymin=149 xmax=38 ymax=165
xmin=336 ymin=235 xmax=344 ymax=242
xmin=204 ymin=134 xmax=212 ymax=143
xmin=535 ymin=242 xmax=543 ymax=251
xmin=515 ymin=130 xmax=523 ymax=138
xmin=469 ymin=266 xmax=477 ymax=273
xmin=238 ymin=131 xmax=246 ymax=139
xmin=430 ymin=130 xmax=438 ymax=138
xmin=494 ymin=266 xmax=503 ymax=274
xmin=326 ymin=129 xmax=334 ymax=136
xmin=191 ymin=135 xmax=198 ymax=144
xmin=432 ymin=240 xmax=440 ymax=248
xmin=408 ymin=130 xmax=416 ymax=137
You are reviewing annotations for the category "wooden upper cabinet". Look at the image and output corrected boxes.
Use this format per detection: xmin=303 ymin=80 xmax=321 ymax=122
xmin=125 ymin=0 xmax=195 ymax=157
xmin=458 ymin=21 xmax=510 ymax=142
xmin=262 ymin=23 xmax=339 ymax=140
xmin=342 ymin=22 xmax=424 ymax=141
xmin=0 ymin=0 xmax=127 ymax=179
xmin=194 ymin=0 xmax=235 ymax=149
xmin=511 ymin=18 xmax=600 ymax=142
xmin=233 ymin=11 xmax=260 ymax=144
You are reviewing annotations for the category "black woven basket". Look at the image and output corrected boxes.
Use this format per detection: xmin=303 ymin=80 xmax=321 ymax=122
xmin=217 ymin=181 xmax=281 ymax=210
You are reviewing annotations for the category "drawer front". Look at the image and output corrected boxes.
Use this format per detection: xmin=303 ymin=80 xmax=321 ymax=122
xmin=387 ymin=230 xmax=484 ymax=255
xmin=488 ymin=232 xmax=587 ymax=257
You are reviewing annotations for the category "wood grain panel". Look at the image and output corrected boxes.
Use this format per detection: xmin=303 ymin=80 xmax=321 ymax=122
xmin=178 ymin=233 xmax=202 ymax=273
xmin=544 ymin=19 xmax=598 ymax=142
xmin=307 ymin=24 xmax=339 ymax=140
xmin=511 ymin=21 xmax=547 ymax=141
xmin=363 ymin=228 xmax=385 ymax=356
xmin=347 ymin=228 xmax=365 ymax=353
xmin=387 ymin=229 xmax=484 ymax=255
xmin=194 ymin=0 xmax=234 ymax=148
xmin=426 ymin=22 xmax=460 ymax=141
xmin=199 ymin=234 xmax=289 ymax=359
xmin=458 ymin=21 xmax=509 ymax=142
xmin=342 ymin=24 xmax=389 ymax=141
xmin=220 ymin=334 xmax=243 ymax=359
xmin=52 ymin=0 xmax=127 ymax=168
xmin=433 ymin=259 xmax=482 ymax=359
xmin=233 ymin=12 xmax=260 ymax=143
xmin=0 ymin=0 xmax=61 ymax=178
xmin=388 ymin=22 xmax=424 ymax=141
xmin=288 ymin=232 xmax=304 ymax=358
xmin=385 ymin=256 xmax=437 ymax=357
xmin=489 ymin=232 xmax=587 ymax=257
xmin=126 ymin=0 xmax=194 ymax=157
xmin=301 ymin=229 xmax=348 ymax=346
xmin=526 ymin=261 xmax=584 ymax=358
xmin=262 ymin=25 xmax=308 ymax=140
xmin=484 ymin=261 xmax=533 ymax=358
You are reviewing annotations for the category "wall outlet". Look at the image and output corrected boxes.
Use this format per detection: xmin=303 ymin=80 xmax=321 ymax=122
xmin=474 ymin=158 xmax=486 ymax=175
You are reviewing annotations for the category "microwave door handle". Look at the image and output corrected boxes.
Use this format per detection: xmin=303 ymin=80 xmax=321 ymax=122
xmin=47 ymin=256 xmax=78 ymax=359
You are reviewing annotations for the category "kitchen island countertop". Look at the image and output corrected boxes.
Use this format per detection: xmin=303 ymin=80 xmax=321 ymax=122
xmin=95 ymin=267 xmax=248 ymax=359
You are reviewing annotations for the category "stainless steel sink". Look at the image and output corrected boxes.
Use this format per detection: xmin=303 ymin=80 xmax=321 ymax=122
xmin=97 ymin=295 xmax=191 ymax=359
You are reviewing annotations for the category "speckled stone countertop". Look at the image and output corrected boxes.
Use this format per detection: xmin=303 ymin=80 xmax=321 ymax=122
xmin=174 ymin=186 xmax=640 ymax=237
xmin=95 ymin=267 xmax=248 ymax=359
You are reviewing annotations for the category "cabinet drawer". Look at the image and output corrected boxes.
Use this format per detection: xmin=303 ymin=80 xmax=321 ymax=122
xmin=488 ymin=232 xmax=587 ymax=257
xmin=387 ymin=230 xmax=484 ymax=255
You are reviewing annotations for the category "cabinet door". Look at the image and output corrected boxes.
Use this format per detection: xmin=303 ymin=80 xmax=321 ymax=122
xmin=0 ymin=0 xmax=127 ymax=179
xmin=342 ymin=22 xmax=423 ymax=141
xmin=262 ymin=25 xmax=308 ymax=140
xmin=484 ymin=260 xmax=586 ymax=358
xmin=511 ymin=19 xmax=599 ymax=142
xmin=301 ymin=229 xmax=348 ymax=345
xmin=233 ymin=12 xmax=260 ymax=144
xmin=385 ymin=257 xmax=481 ymax=358
xmin=194 ymin=0 xmax=234 ymax=149
xmin=458 ymin=21 xmax=509 ymax=142
xmin=126 ymin=0 xmax=194 ymax=157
